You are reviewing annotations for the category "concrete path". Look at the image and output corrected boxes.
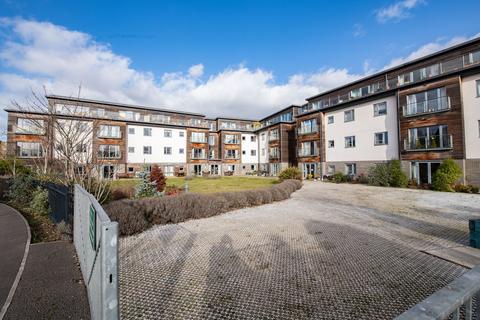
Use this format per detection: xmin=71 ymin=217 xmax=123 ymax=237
xmin=119 ymin=182 xmax=480 ymax=319
xmin=0 ymin=204 xmax=30 ymax=320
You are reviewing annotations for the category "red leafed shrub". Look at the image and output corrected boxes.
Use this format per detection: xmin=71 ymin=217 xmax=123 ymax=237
xmin=165 ymin=185 xmax=183 ymax=196
xmin=104 ymin=179 xmax=302 ymax=236
xmin=150 ymin=164 xmax=166 ymax=192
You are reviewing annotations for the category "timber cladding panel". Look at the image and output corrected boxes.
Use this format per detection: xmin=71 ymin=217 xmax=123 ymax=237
xmin=296 ymin=112 xmax=322 ymax=163
xmin=186 ymin=128 xmax=209 ymax=163
xmin=280 ymin=123 xmax=296 ymax=165
xmin=220 ymin=131 xmax=241 ymax=163
xmin=398 ymin=76 xmax=465 ymax=160
xmin=93 ymin=120 xmax=127 ymax=165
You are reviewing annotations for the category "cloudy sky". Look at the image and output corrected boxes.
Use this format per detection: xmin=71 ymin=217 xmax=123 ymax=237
xmin=0 ymin=0 xmax=479 ymax=131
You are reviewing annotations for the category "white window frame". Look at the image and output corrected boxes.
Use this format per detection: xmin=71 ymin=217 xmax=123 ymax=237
xmin=345 ymin=163 xmax=357 ymax=176
xmin=164 ymin=147 xmax=172 ymax=155
xmin=128 ymin=147 xmax=135 ymax=153
xmin=17 ymin=142 xmax=43 ymax=158
xmin=98 ymin=125 xmax=121 ymax=138
xmin=16 ymin=118 xmax=45 ymax=134
xmin=143 ymin=146 xmax=152 ymax=155
xmin=251 ymin=150 xmax=256 ymax=156
xmin=327 ymin=115 xmax=334 ymax=124
xmin=344 ymin=110 xmax=355 ymax=122
xmin=143 ymin=128 xmax=152 ymax=136
xmin=345 ymin=136 xmax=356 ymax=148
xmin=98 ymin=145 xmax=121 ymax=159
xmin=374 ymin=132 xmax=389 ymax=145
xmin=373 ymin=102 xmax=387 ymax=116
xmin=128 ymin=127 xmax=135 ymax=134
xmin=164 ymin=130 xmax=172 ymax=138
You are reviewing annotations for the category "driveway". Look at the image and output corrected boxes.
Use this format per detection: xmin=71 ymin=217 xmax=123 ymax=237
xmin=119 ymin=182 xmax=480 ymax=319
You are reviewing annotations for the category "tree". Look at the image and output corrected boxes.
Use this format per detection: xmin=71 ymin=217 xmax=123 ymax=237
xmin=150 ymin=164 xmax=166 ymax=192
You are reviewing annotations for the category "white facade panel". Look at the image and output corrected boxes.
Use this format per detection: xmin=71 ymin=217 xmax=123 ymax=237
xmin=126 ymin=125 xmax=187 ymax=163
xmin=461 ymin=74 xmax=480 ymax=159
xmin=258 ymin=130 xmax=269 ymax=163
xmin=325 ymin=96 xmax=399 ymax=162
xmin=241 ymin=133 xmax=258 ymax=163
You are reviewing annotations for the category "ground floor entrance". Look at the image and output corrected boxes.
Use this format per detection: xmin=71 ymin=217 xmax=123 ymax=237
xmin=102 ymin=165 xmax=115 ymax=179
xmin=193 ymin=164 xmax=203 ymax=176
xmin=411 ymin=161 xmax=441 ymax=184
xmin=210 ymin=164 xmax=219 ymax=175
xmin=301 ymin=162 xmax=318 ymax=179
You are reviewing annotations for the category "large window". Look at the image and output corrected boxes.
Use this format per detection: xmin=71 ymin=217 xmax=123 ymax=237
xmin=299 ymin=141 xmax=317 ymax=156
xmin=407 ymin=125 xmax=451 ymax=150
xmin=98 ymin=145 xmax=120 ymax=159
xmin=16 ymin=118 xmax=45 ymax=134
xmin=192 ymin=148 xmax=205 ymax=159
xmin=208 ymin=135 xmax=216 ymax=145
xmin=55 ymin=104 xmax=89 ymax=116
xmin=345 ymin=136 xmax=356 ymax=148
xmin=225 ymin=149 xmax=239 ymax=159
xmin=191 ymin=132 xmax=206 ymax=143
xmin=344 ymin=110 xmax=355 ymax=122
xmin=98 ymin=125 xmax=121 ymax=138
xmin=298 ymin=119 xmax=318 ymax=135
xmin=17 ymin=142 xmax=43 ymax=157
xmin=405 ymin=87 xmax=449 ymax=116
xmin=374 ymin=132 xmax=389 ymax=145
xmin=269 ymin=129 xmax=279 ymax=140
xmin=143 ymin=146 xmax=152 ymax=154
xmin=269 ymin=147 xmax=279 ymax=158
xmin=224 ymin=134 xmax=239 ymax=144
xmin=374 ymin=102 xmax=387 ymax=116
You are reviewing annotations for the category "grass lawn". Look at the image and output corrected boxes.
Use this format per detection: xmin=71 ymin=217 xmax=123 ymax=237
xmin=110 ymin=176 xmax=279 ymax=194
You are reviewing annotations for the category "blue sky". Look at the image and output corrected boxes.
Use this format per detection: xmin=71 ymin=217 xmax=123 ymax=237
xmin=0 ymin=0 xmax=479 ymax=123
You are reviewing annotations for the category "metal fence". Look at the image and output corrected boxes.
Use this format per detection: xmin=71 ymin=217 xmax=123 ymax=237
xmin=45 ymin=182 xmax=73 ymax=224
xmin=396 ymin=265 xmax=480 ymax=319
xmin=73 ymin=184 xmax=119 ymax=320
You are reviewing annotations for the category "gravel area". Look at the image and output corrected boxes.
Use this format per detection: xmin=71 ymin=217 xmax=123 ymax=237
xmin=119 ymin=182 xmax=480 ymax=319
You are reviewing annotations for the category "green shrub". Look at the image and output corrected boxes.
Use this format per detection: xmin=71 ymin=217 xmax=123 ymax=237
xmin=278 ymin=167 xmax=302 ymax=181
xmin=105 ymin=179 xmax=303 ymax=236
xmin=135 ymin=171 xmax=158 ymax=198
xmin=432 ymin=159 xmax=462 ymax=192
xmin=453 ymin=184 xmax=479 ymax=194
xmin=0 ymin=159 xmax=31 ymax=176
xmin=7 ymin=175 xmax=36 ymax=206
xmin=332 ymin=172 xmax=347 ymax=183
xmin=30 ymin=187 xmax=50 ymax=216
xmin=388 ymin=160 xmax=408 ymax=188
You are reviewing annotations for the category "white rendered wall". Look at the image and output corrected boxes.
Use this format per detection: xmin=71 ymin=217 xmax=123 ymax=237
xmin=127 ymin=125 xmax=186 ymax=163
xmin=461 ymin=74 xmax=480 ymax=159
xmin=325 ymin=95 xmax=399 ymax=162
xmin=258 ymin=130 xmax=269 ymax=164
xmin=241 ymin=133 xmax=258 ymax=163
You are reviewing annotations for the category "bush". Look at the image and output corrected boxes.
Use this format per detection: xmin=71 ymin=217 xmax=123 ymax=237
xmin=388 ymin=160 xmax=408 ymax=188
xmin=110 ymin=186 xmax=135 ymax=201
xmin=150 ymin=165 xmax=166 ymax=192
xmin=7 ymin=174 xmax=36 ymax=206
xmin=29 ymin=187 xmax=50 ymax=216
xmin=105 ymin=179 xmax=302 ymax=236
xmin=367 ymin=160 xmax=408 ymax=188
xmin=332 ymin=172 xmax=348 ymax=183
xmin=432 ymin=159 xmax=463 ymax=192
xmin=135 ymin=171 xmax=158 ymax=198
xmin=454 ymin=184 xmax=479 ymax=194
xmin=165 ymin=185 xmax=183 ymax=196
xmin=0 ymin=158 xmax=31 ymax=176
xmin=278 ymin=167 xmax=302 ymax=181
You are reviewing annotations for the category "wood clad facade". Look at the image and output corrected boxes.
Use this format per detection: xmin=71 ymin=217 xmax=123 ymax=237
xmin=296 ymin=112 xmax=323 ymax=163
xmin=220 ymin=131 xmax=241 ymax=164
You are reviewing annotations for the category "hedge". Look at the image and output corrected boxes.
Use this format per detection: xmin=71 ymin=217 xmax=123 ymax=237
xmin=105 ymin=179 xmax=302 ymax=236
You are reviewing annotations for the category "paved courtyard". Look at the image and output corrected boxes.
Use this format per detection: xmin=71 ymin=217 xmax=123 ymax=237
xmin=119 ymin=182 xmax=480 ymax=319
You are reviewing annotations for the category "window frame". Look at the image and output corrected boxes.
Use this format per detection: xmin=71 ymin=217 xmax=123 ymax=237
xmin=345 ymin=163 xmax=357 ymax=176
xmin=98 ymin=125 xmax=121 ymax=139
xmin=344 ymin=136 xmax=356 ymax=148
xmin=164 ymin=129 xmax=172 ymax=138
xmin=164 ymin=146 xmax=172 ymax=155
xmin=143 ymin=146 xmax=152 ymax=155
xmin=128 ymin=127 xmax=135 ymax=135
xmin=128 ymin=146 xmax=135 ymax=153
xmin=328 ymin=140 xmax=335 ymax=148
xmin=344 ymin=110 xmax=355 ymax=123
xmin=143 ymin=127 xmax=152 ymax=137
xmin=327 ymin=115 xmax=334 ymax=124
xmin=374 ymin=131 xmax=389 ymax=146
xmin=476 ymin=80 xmax=480 ymax=97
xmin=373 ymin=102 xmax=387 ymax=117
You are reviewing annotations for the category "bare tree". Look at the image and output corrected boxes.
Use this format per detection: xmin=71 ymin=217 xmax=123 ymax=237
xmin=9 ymin=88 xmax=111 ymax=202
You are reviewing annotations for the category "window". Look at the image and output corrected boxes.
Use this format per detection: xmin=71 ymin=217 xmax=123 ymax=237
xmin=192 ymin=148 xmax=205 ymax=159
xmin=478 ymin=120 xmax=480 ymax=137
xmin=269 ymin=129 xmax=279 ymax=140
xmin=143 ymin=146 xmax=152 ymax=154
xmin=261 ymin=133 xmax=266 ymax=141
xmin=261 ymin=148 xmax=265 ymax=156
xmin=143 ymin=128 xmax=152 ymax=136
xmin=225 ymin=149 xmax=238 ymax=159
xmin=164 ymin=147 xmax=172 ymax=155
xmin=344 ymin=110 xmax=355 ymax=122
xmin=208 ymin=135 xmax=216 ymax=145
xmin=345 ymin=136 xmax=356 ymax=148
xmin=16 ymin=118 xmax=45 ymax=134
xmin=407 ymin=125 xmax=450 ymax=150
xmin=374 ymin=132 xmax=389 ymax=145
xmin=250 ymin=136 xmax=256 ymax=142
xmin=251 ymin=165 xmax=256 ymax=170
xmin=299 ymin=141 xmax=316 ymax=156
xmin=251 ymin=150 xmax=256 ymax=156
xmin=191 ymin=132 xmax=206 ymax=143
xmin=128 ymin=147 xmax=135 ymax=153
xmin=209 ymin=149 xmax=215 ymax=159
xmin=327 ymin=116 xmax=334 ymax=124
xmin=227 ymin=165 xmax=236 ymax=172
xmin=165 ymin=166 xmax=174 ymax=177
xmin=17 ymin=142 xmax=43 ymax=157
xmin=476 ymin=80 xmax=480 ymax=97
xmin=328 ymin=140 xmax=335 ymax=148
xmin=327 ymin=165 xmax=335 ymax=175
xmin=164 ymin=130 xmax=172 ymax=138
xmin=128 ymin=128 xmax=135 ymax=134
xmin=76 ymin=143 xmax=87 ymax=153
xmin=345 ymin=163 xmax=357 ymax=176
xmin=224 ymin=134 xmax=239 ymax=144
xmin=96 ymin=108 xmax=105 ymax=117
xmin=98 ymin=145 xmax=120 ymax=159
xmin=299 ymin=119 xmax=317 ymax=134
xmin=374 ymin=102 xmax=387 ymax=116
xmin=179 ymin=131 xmax=185 ymax=137
xmin=269 ymin=147 xmax=279 ymax=158
xmin=179 ymin=148 xmax=184 ymax=154
xmin=242 ymin=136 xmax=246 ymax=140
xmin=98 ymin=125 xmax=121 ymax=138
xmin=128 ymin=167 xmax=134 ymax=173
xmin=242 ymin=150 xmax=246 ymax=155
xmin=405 ymin=87 xmax=448 ymax=116
xmin=54 ymin=104 xmax=89 ymax=116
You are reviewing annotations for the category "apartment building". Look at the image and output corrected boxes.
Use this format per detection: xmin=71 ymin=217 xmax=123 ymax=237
xmin=4 ymin=37 xmax=480 ymax=186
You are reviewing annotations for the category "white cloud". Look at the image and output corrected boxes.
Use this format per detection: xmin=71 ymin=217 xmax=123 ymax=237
xmin=375 ymin=0 xmax=425 ymax=23
xmin=0 ymin=17 xmax=362 ymax=125
xmin=353 ymin=24 xmax=366 ymax=38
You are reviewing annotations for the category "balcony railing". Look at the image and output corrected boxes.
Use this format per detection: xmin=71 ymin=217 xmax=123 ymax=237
xmin=224 ymin=139 xmax=240 ymax=144
xmin=191 ymin=152 xmax=206 ymax=159
xmin=297 ymin=125 xmax=319 ymax=135
xmin=224 ymin=154 xmax=240 ymax=159
xmin=269 ymin=135 xmax=279 ymax=141
xmin=191 ymin=136 xmax=207 ymax=143
xmin=269 ymin=153 xmax=280 ymax=160
xmin=298 ymin=148 xmax=319 ymax=157
xmin=404 ymin=134 xmax=453 ymax=151
xmin=402 ymin=96 xmax=451 ymax=117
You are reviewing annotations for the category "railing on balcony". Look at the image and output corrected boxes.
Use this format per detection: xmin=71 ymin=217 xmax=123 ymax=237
xmin=191 ymin=136 xmax=207 ymax=143
xmin=269 ymin=135 xmax=279 ymax=141
xmin=191 ymin=152 xmax=206 ymax=159
xmin=224 ymin=139 xmax=240 ymax=144
xmin=269 ymin=152 xmax=280 ymax=160
xmin=298 ymin=148 xmax=319 ymax=157
xmin=404 ymin=134 xmax=453 ymax=151
xmin=224 ymin=154 xmax=240 ymax=160
xmin=403 ymin=96 xmax=451 ymax=117
xmin=297 ymin=125 xmax=319 ymax=135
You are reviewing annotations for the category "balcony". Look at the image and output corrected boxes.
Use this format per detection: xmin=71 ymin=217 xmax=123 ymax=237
xmin=404 ymin=134 xmax=453 ymax=151
xmin=269 ymin=135 xmax=279 ymax=142
xmin=298 ymin=148 xmax=319 ymax=157
xmin=402 ymin=96 xmax=451 ymax=117
xmin=224 ymin=154 xmax=240 ymax=160
xmin=191 ymin=152 xmax=206 ymax=159
xmin=297 ymin=125 xmax=318 ymax=135
xmin=191 ymin=136 xmax=207 ymax=143
xmin=224 ymin=138 xmax=240 ymax=144
xmin=269 ymin=153 xmax=280 ymax=160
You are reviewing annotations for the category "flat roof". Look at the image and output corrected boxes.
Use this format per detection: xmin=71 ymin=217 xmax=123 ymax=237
xmin=46 ymin=95 xmax=206 ymax=117
xmin=306 ymin=36 xmax=480 ymax=101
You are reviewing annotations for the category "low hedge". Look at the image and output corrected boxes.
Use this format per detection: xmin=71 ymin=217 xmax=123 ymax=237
xmin=105 ymin=179 xmax=302 ymax=236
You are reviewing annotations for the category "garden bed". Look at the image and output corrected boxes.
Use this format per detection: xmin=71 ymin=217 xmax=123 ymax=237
xmin=105 ymin=179 xmax=302 ymax=236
